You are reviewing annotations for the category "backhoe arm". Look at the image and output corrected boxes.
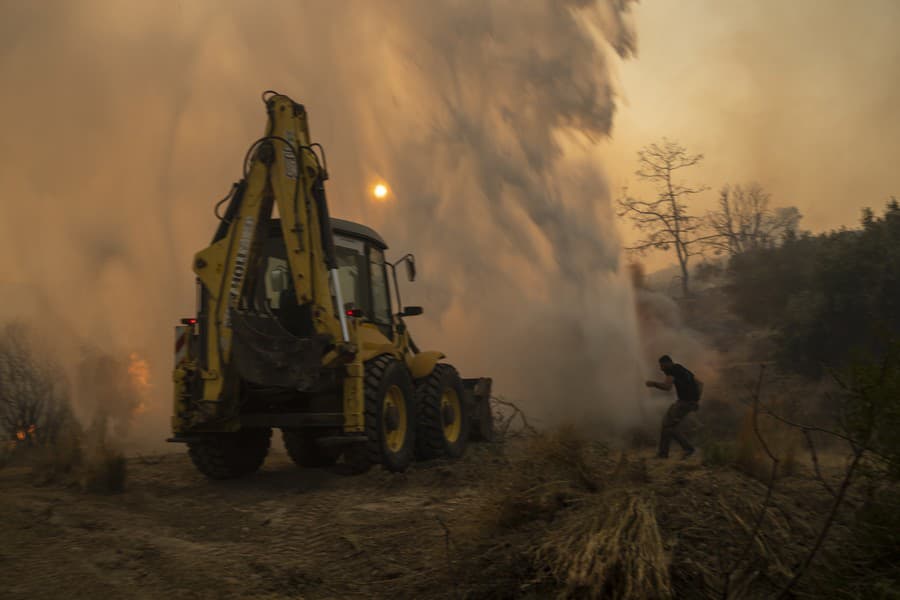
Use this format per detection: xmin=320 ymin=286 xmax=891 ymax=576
xmin=189 ymin=93 xmax=349 ymax=408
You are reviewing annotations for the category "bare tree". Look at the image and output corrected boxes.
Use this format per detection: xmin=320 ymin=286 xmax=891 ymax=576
xmin=0 ymin=322 xmax=72 ymax=449
xmin=617 ymin=139 xmax=708 ymax=297
xmin=705 ymin=183 xmax=801 ymax=256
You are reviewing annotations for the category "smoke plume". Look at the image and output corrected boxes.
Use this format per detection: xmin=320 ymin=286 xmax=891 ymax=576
xmin=0 ymin=1 xmax=657 ymax=445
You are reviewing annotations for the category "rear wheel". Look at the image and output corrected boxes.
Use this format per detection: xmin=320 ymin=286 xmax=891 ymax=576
xmin=355 ymin=355 xmax=416 ymax=473
xmin=282 ymin=429 xmax=340 ymax=468
xmin=415 ymin=364 xmax=469 ymax=459
xmin=187 ymin=428 xmax=271 ymax=480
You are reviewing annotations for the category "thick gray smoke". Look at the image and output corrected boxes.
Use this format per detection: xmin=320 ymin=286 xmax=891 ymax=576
xmin=0 ymin=0 xmax=650 ymax=446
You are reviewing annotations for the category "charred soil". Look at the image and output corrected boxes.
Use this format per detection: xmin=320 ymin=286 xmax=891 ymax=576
xmin=0 ymin=433 xmax=851 ymax=600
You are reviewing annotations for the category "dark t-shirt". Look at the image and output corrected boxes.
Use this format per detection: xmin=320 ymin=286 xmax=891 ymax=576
xmin=662 ymin=363 xmax=699 ymax=403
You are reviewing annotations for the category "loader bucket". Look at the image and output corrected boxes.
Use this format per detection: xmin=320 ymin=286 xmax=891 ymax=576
xmin=463 ymin=377 xmax=494 ymax=442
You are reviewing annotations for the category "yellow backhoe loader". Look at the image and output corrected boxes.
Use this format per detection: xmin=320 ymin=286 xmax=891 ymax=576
xmin=169 ymin=91 xmax=493 ymax=479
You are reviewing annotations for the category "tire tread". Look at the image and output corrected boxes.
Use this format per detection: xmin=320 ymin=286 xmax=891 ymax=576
xmin=187 ymin=429 xmax=272 ymax=480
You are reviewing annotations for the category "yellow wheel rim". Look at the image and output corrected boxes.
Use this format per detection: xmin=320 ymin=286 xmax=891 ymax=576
xmin=441 ymin=388 xmax=462 ymax=443
xmin=382 ymin=385 xmax=407 ymax=453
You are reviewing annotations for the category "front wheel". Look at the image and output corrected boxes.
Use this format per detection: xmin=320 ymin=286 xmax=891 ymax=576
xmin=415 ymin=364 xmax=469 ymax=459
xmin=360 ymin=355 xmax=416 ymax=473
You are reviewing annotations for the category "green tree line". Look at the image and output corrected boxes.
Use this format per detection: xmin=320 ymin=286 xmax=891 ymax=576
xmin=727 ymin=200 xmax=900 ymax=376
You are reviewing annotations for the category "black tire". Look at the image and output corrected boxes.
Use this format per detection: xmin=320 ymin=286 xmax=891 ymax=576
xmin=358 ymin=355 xmax=416 ymax=473
xmin=187 ymin=428 xmax=272 ymax=480
xmin=282 ymin=429 xmax=339 ymax=468
xmin=340 ymin=444 xmax=373 ymax=475
xmin=415 ymin=363 xmax=469 ymax=460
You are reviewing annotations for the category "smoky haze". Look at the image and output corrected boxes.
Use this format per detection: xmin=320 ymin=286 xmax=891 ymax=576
xmin=605 ymin=0 xmax=900 ymax=271
xmin=0 ymin=1 xmax=674 ymax=447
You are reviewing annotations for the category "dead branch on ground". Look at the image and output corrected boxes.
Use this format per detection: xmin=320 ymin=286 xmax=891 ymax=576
xmin=434 ymin=515 xmax=460 ymax=599
xmin=491 ymin=396 xmax=537 ymax=440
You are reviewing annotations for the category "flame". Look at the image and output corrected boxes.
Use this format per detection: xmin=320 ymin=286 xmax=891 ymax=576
xmin=128 ymin=352 xmax=151 ymax=390
xmin=13 ymin=424 xmax=36 ymax=443
xmin=128 ymin=352 xmax=151 ymax=415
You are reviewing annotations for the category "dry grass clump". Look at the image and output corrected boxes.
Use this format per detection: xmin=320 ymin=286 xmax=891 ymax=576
xmin=735 ymin=409 xmax=801 ymax=482
xmin=734 ymin=411 xmax=770 ymax=482
xmin=29 ymin=420 xmax=84 ymax=484
xmin=79 ymin=444 xmax=127 ymax=493
xmin=76 ymin=417 xmax=127 ymax=493
xmin=533 ymin=493 xmax=671 ymax=600
xmin=809 ymin=486 xmax=900 ymax=598
xmin=701 ymin=440 xmax=736 ymax=467
xmin=478 ymin=426 xmax=603 ymax=531
xmin=30 ymin=416 xmax=127 ymax=493
xmin=449 ymin=427 xmax=610 ymax=598
xmin=455 ymin=427 xmax=673 ymax=599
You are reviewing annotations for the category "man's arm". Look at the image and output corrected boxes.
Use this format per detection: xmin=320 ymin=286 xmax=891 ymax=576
xmin=645 ymin=375 xmax=674 ymax=391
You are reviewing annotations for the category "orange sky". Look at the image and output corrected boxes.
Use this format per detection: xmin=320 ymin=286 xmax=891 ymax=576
xmin=603 ymin=0 xmax=900 ymax=270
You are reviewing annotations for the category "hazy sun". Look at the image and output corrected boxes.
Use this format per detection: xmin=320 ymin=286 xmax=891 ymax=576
xmin=373 ymin=183 xmax=388 ymax=199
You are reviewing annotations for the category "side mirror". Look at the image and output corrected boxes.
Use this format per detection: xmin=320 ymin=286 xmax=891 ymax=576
xmin=405 ymin=255 xmax=416 ymax=282
xmin=269 ymin=266 xmax=290 ymax=293
xmin=401 ymin=306 xmax=423 ymax=317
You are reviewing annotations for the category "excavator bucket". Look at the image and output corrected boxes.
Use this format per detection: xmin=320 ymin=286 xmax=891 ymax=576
xmin=463 ymin=377 xmax=494 ymax=442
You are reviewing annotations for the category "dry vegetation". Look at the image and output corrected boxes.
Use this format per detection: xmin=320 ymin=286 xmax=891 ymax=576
xmin=440 ymin=355 xmax=897 ymax=600
xmin=21 ymin=417 xmax=128 ymax=494
xmin=1 ymin=321 xmax=129 ymax=494
xmin=532 ymin=491 xmax=671 ymax=598
xmin=2 ymin=320 xmax=898 ymax=598
xmin=410 ymin=414 xmax=837 ymax=599
xmin=0 ymin=401 xmax=887 ymax=599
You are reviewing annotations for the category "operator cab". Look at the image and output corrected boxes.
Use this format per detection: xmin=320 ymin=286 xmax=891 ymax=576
xmin=260 ymin=218 xmax=398 ymax=339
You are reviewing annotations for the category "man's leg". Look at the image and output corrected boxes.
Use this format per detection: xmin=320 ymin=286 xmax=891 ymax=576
xmin=658 ymin=404 xmax=677 ymax=458
xmin=670 ymin=402 xmax=697 ymax=456
xmin=657 ymin=428 xmax=671 ymax=458
xmin=670 ymin=428 xmax=694 ymax=453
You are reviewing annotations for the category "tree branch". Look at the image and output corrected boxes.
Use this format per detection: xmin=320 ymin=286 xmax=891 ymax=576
xmin=775 ymin=444 xmax=865 ymax=599
xmin=722 ymin=364 xmax=779 ymax=597
xmin=802 ymin=429 xmax=836 ymax=498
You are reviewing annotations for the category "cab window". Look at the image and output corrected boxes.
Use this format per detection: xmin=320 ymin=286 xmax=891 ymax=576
xmin=334 ymin=235 xmax=368 ymax=313
xmin=369 ymin=247 xmax=392 ymax=326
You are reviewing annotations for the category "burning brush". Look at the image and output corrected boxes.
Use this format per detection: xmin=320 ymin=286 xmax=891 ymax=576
xmin=75 ymin=350 xmax=153 ymax=437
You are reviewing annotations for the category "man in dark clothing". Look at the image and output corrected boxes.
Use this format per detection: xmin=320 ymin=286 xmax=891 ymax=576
xmin=646 ymin=355 xmax=702 ymax=459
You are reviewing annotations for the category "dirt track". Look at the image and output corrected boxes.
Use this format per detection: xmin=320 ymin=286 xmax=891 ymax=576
xmin=1 ymin=439 xmax=840 ymax=600
xmin=1 ymin=446 xmax=510 ymax=600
